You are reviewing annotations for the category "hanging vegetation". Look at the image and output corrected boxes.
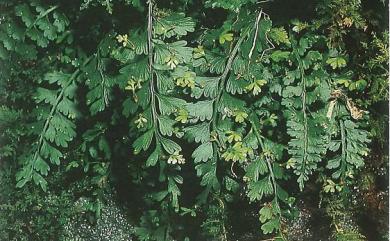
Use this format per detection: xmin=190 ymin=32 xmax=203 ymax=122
xmin=0 ymin=0 xmax=388 ymax=240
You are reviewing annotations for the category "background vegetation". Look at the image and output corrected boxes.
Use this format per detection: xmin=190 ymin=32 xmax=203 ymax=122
xmin=0 ymin=0 xmax=388 ymax=240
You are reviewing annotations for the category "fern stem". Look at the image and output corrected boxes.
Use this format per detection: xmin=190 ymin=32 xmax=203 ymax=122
xmin=340 ymin=119 xmax=347 ymax=179
xmin=249 ymin=120 xmax=281 ymax=213
xmin=147 ymin=0 xmax=161 ymax=140
xmin=210 ymin=13 xmax=265 ymax=189
xmin=249 ymin=120 xmax=284 ymax=239
xmin=219 ymin=33 xmax=247 ymax=83
xmin=211 ymin=31 xmax=248 ymax=186
xmin=259 ymin=16 xmax=275 ymax=61
xmin=211 ymin=12 xmax=267 ymax=147
xmin=97 ymin=48 xmax=109 ymax=106
xmin=248 ymin=10 xmax=263 ymax=60
xmin=293 ymin=48 xmax=309 ymax=190
xmin=212 ymin=29 xmax=249 ymax=141
xmin=32 ymin=5 xmax=59 ymax=27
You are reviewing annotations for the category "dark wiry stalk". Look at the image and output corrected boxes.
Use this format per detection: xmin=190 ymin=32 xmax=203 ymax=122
xmin=249 ymin=119 xmax=284 ymax=239
xmin=211 ymin=11 xmax=266 ymax=187
xmin=147 ymin=0 xmax=160 ymax=140
xmin=211 ymin=31 xmax=248 ymax=187
xmin=339 ymin=119 xmax=347 ymax=180
xmin=97 ymin=48 xmax=109 ymax=106
xmin=249 ymin=120 xmax=281 ymax=213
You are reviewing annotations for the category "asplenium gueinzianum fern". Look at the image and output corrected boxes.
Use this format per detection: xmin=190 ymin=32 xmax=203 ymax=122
xmin=186 ymin=8 xmax=293 ymax=238
xmin=281 ymin=32 xmax=332 ymax=191
xmin=115 ymin=2 xmax=196 ymax=239
xmin=323 ymin=67 xmax=370 ymax=194
xmin=9 ymin=2 xmax=87 ymax=191
xmin=15 ymin=62 xmax=91 ymax=191
xmin=276 ymin=24 xmax=370 ymax=193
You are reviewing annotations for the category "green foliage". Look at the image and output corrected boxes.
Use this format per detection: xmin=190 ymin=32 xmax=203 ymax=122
xmin=280 ymin=34 xmax=332 ymax=190
xmin=0 ymin=0 xmax=387 ymax=240
xmin=205 ymin=0 xmax=254 ymax=11
xmin=16 ymin=69 xmax=81 ymax=191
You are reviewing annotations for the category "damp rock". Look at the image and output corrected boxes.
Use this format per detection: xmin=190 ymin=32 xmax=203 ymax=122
xmin=285 ymin=200 xmax=331 ymax=241
xmin=61 ymin=196 xmax=134 ymax=241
